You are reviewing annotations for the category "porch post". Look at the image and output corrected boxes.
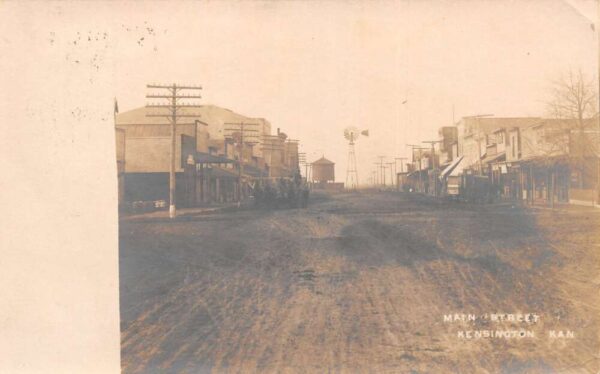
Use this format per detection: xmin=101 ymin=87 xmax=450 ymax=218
xmin=531 ymin=166 xmax=535 ymax=205
xmin=519 ymin=167 xmax=524 ymax=204
xmin=200 ymin=165 xmax=205 ymax=203
xmin=529 ymin=165 xmax=534 ymax=205
xmin=216 ymin=178 xmax=221 ymax=203
xmin=551 ymin=169 xmax=555 ymax=209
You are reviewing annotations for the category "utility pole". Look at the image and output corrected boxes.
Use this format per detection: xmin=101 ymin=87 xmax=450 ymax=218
xmin=298 ymin=152 xmax=312 ymax=187
xmin=373 ymin=163 xmax=380 ymax=186
xmin=423 ymin=140 xmax=443 ymax=196
xmin=224 ymin=122 xmax=259 ymax=201
xmin=395 ymin=157 xmax=407 ymax=191
xmin=407 ymin=145 xmax=428 ymax=193
xmin=395 ymin=157 xmax=407 ymax=173
xmin=146 ymin=83 xmax=202 ymax=218
xmin=462 ymin=114 xmax=494 ymax=175
xmin=261 ymin=134 xmax=285 ymax=179
xmin=382 ymin=164 xmax=389 ymax=186
xmin=386 ymin=162 xmax=395 ymax=187
xmin=377 ymin=156 xmax=385 ymax=186
xmin=298 ymin=152 xmax=307 ymax=181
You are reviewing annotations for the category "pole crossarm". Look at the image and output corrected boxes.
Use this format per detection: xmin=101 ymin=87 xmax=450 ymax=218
xmin=146 ymin=114 xmax=203 ymax=119
xmin=146 ymin=94 xmax=203 ymax=99
xmin=224 ymin=123 xmax=261 ymax=140
xmin=145 ymin=104 xmax=202 ymax=108
xmin=145 ymin=114 xmax=176 ymax=118
xmin=130 ymin=122 xmax=199 ymax=126
xmin=147 ymin=84 xmax=203 ymax=89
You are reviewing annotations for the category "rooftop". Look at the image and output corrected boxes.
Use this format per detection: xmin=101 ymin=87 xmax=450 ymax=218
xmin=311 ymin=156 xmax=334 ymax=165
xmin=115 ymin=104 xmax=271 ymax=139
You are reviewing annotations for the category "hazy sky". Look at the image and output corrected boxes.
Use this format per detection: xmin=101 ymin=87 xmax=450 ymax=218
xmin=11 ymin=0 xmax=596 ymax=184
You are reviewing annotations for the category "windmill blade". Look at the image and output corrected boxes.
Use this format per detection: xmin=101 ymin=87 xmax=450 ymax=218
xmin=344 ymin=126 xmax=360 ymax=141
xmin=361 ymin=130 xmax=369 ymax=137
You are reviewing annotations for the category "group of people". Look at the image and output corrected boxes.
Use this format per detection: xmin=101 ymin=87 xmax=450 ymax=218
xmin=252 ymin=175 xmax=310 ymax=209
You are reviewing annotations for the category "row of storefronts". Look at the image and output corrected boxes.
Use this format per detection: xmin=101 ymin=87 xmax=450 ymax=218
xmin=400 ymin=117 xmax=599 ymax=207
xmin=115 ymin=105 xmax=300 ymax=210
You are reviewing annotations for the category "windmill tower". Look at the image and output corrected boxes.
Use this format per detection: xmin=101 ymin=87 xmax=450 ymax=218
xmin=344 ymin=127 xmax=369 ymax=189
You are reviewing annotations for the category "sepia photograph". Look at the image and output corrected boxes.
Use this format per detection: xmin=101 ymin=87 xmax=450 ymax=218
xmin=2 ymin=1 xmax=600 ymax=373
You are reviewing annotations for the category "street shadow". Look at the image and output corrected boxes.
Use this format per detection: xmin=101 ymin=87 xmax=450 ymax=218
xmin=323 ymin=216 xmax=561 ymax=312
xmin=336 ymin=219 xmax=442 ymax=266
xmin=331 ymin=206 xmax=557 ymax=276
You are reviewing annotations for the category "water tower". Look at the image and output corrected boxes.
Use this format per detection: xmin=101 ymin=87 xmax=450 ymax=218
xmin=311 ymin=156 xmax=335 ymax=183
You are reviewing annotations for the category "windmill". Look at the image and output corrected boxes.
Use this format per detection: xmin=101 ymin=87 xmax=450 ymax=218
xmin=344 ymin=127 xmax=369 ymax=189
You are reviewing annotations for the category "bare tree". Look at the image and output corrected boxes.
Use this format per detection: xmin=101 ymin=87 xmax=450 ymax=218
xmin=547 ymin=69 xmax=597 ymax=123
xmin=545 ymin=69 xmax=599 ymax=188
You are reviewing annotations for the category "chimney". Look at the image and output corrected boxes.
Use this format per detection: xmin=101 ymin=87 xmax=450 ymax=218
xmin=277 ymin=128 xmax=280 ymax=135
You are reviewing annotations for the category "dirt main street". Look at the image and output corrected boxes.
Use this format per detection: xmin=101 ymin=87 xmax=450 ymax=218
xmin=120 ymin=191 xmax=600 ymax=373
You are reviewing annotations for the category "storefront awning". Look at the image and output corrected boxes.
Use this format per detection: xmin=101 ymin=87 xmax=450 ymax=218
xmin=406 ymin=169 xmax=429 ymax=178
xmin=482 ymin=151 xmax=506 ymax=165
xmin=208 ymin=167 xmax=239 ymax=179
xmin=439 ymin=156 xmax=464 ymax=180
xmin=195 ymin=152 xmax=235 ymax=164
xmin=243 ymin=165 xmax=269 ymax=178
